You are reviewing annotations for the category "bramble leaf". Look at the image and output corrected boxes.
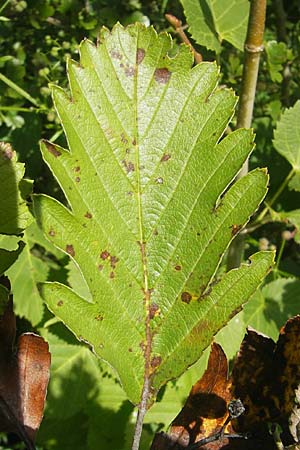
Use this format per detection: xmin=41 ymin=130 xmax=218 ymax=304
xmin=34 ymin=24 xmax=273 ymax=405
xmin=180 ymin=0 xmax=249 ymax=53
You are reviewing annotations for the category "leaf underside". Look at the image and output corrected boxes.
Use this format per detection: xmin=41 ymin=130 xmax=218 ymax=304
xmin=34 ymin=23 xmax=273 ymax=404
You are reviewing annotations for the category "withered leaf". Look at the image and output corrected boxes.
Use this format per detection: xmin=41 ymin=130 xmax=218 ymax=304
xmin=0 ymin=292 xmax=50 ymax=449
xmin=151 ymin=316 xmax=300 ymax=450
xmin=151 ymin=343 xmax=233 ymax=450
xmin=232 ymin=315 xmax=300 ymax=448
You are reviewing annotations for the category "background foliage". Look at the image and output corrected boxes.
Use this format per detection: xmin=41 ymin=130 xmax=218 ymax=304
xmin=0 ymin=0 xmax=300 ymax=449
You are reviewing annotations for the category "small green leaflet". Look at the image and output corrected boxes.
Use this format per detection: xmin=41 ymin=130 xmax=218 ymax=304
xmin=34 ymin=23 xmax=273 ymax=405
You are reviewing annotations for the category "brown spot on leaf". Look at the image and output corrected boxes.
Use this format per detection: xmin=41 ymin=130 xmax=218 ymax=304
xmin=231 ymin=224 xmax=242 ymax=236
xmin=124 ymin=66 xmax=135 ymax=77
xmin=100 ymin=250 xmax=110 ymax=260
xmin=155 ymin=177 xmax=164 ymax=184
xmin=110 ymin=256 xmax=119 ymax=269
xmin=45 ymin=141 xmax=61 ymax=158
xmin=181 ymin=292 xmax=192 ymax=304
xmin=128 ymin=348 xmax=133 ymax=352
xmin=139 ymin=341 xmax=146 ymax=353
xmin=136 ymin=48 xmax=145 ymax=64
xmin=149 ymin=303 xmax=160 ymax=319
xmin=48 ymin=229 xmax=55 ymax=237
xmin=98 ymin=264 xmax=104 ymax=272
xmin=95 ymin=315 xmax=103 ymax=321
xmin=84 ymin=212 xmax=92 ymax=219
xmin=109 ymin=271 xmax=115 ymax=279
xmin=151 ymin=355 xmax=162 ymax=370
xmin=154 ymin=68 xmax=171 ymax=84
xmin=175 ymin=265 xmax=182 ymax=271
xmin=74 ymin=166 xmax=80 ymax=172
xmin=121 ymin=133 xmax=128 ymax=144
xmin=132 ymin=138 xmax=137 ymax=146
xmin=161 ymin=153 xmax=171 ymax=162
xmin=153 ymin=229 xmax=158 ymax=236
xmin=75 ymin=176 xmax=80 ymax=182
xmin=110 ymin=50 xmax=122 ymax=60
xmin=122 ymin=160 xmax=135 ymax=173
xmin=66 ymin=244 xmax=75 ymax=257
xmin=57 ymin=300 xmax=63 ymax=307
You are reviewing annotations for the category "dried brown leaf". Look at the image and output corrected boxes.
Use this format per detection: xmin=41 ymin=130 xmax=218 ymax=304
xmin=0 ymin=296 xmax=50 ymax=449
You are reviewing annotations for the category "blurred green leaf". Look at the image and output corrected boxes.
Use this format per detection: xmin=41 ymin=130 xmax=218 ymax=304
xmin=273 ymin=100 xmax=300 ymax=191
xmin=180 ymin=0 xmax=249 ymax=52
xmin=266 ymin=40 xmax=288 ymax=83
xmin=243 ymin=278 xmax=300 ymax=340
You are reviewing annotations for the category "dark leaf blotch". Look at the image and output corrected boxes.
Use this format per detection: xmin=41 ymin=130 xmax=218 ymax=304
xmin=154 ymin=68 xmax=171 ymax=84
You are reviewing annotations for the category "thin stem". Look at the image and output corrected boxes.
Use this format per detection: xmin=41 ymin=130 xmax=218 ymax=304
xmin=49 ymin=128 xmax=63 ymax=142
xmin=131 ymin=379 xmax=150 ymax=450
xmin=0 ymin=106 xmax=44 ymax=113
xmin=226 ymin=0 xmax=267 ymax=271
xmin=0 ymin=73 xmax=39 ymax=107
xmin=256 ymin=169 xmax=294 ymax=222
xmin=0 ymin=0 xmax=10 ymax=14
xmin=165 ymin=14 xmax=203 ymax=64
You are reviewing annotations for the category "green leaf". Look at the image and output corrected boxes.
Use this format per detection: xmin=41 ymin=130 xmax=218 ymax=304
xmin=265 ymin=40 xmax=288 ymax=83
xmin=34 ymin=23 xmax=273 ymax=404
xmin=243 ymin=277 xmax=300 ymax=340
xmin=6 ymin=224 xmax=48 ymax=326
xmin=180 ymin=0 xmax=249 ymax=52
xmin=273 ymin=100 xmax=300 ymax=174
xmin=0 ymin=142 xmax=32 ymax=235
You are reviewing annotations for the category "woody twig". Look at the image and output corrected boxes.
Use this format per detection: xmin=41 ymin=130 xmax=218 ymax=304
xmin=165 ymin=14 xmax=202 ymax=64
